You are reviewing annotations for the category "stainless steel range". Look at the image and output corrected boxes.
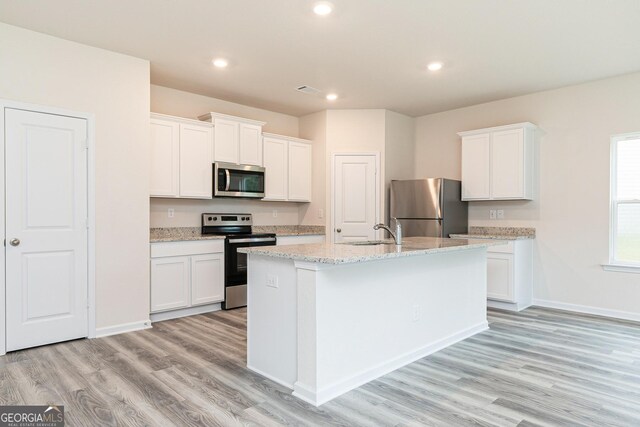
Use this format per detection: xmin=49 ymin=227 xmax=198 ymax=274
xmin=201 ymin=213 xmax=276 ymax=309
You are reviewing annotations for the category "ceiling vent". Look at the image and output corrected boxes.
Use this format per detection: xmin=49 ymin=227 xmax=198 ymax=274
xmin=296 ymin=85 xmax=321 ymax=95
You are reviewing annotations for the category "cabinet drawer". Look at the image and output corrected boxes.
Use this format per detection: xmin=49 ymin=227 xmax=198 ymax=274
xmin=151 ymin=240 xmax=224 ymax=258
xmin=487 ymin=241 xmax=514 ymax=254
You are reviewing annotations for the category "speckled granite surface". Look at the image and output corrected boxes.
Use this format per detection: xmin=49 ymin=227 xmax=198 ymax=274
xmin=450 ymin=226 xmax=536 ymax=240
xmin=252 ymin=225 xmax=325 ymax=236
xmin=238 ymin=236 xmax=500 ymax=265
xmin=150 ymin=227 xmax=225 ymax=242
xmin=150 ymin=225 xmax=325 ymax=242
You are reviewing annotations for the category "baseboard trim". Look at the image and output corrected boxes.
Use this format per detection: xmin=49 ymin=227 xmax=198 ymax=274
xmin=150 ymin=303 xmax=222 ymax=323
xmin=532 ymin=299 xmax=640 ymax=323
xmin=248 ymin=364 xmax=294 ymax=390
xmin=294 ymin=321 xmax=489 ymax=406
xmin=488 ymin=299 xmax=531 ymax=312
xmin=94 ymin=320 xmax=152 ymax=338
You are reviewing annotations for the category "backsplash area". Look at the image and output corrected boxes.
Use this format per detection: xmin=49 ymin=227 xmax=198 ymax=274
xmin=150 ymin=198 xmax=302 ymax=228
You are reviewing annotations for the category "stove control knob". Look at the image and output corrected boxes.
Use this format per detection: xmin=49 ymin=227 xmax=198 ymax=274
xmin=208 ymin=216 xmax=213 ymax=221
xmin=213 ymin=217 xmax=218 ymax=221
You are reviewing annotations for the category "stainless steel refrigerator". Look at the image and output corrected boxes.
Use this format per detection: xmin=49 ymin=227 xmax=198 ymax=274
xmin=390 ymin=179 xmax=468 ymax=238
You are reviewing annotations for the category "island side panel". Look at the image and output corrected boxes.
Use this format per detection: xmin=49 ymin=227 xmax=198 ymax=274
xmin=246 ymin=254 xmax=298 ymax=388
xmin=294 ymin=247 xmax=488 ymax=406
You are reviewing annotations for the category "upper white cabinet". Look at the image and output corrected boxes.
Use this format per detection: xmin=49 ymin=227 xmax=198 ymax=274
xmin=150 ymin=113 xmax=213 ymax=199
xmin=198 ymin=112 xmax=266 ymax=166
xmin=262 ymin=133 xmax=312 ymax=202
xmin=458 ymin=122 xmax=537 ymax=201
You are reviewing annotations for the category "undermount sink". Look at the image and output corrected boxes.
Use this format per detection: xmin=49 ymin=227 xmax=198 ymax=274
xmin=346 ymin=240 xmax=394 ymax=246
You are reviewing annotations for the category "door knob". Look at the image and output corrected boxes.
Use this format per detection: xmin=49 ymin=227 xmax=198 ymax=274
xmin=9 ymin=238 xmax=20 ymax=246
xmin=336 ymin=228 xmax=342 ymax=233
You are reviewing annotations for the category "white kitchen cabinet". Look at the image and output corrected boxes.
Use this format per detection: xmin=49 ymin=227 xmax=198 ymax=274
xmin=262 ymin=133 xmax=312 ymax=202
xmin=288 ymin=141 xmax=312 ymax=202
xmin=190 ymin=253 xmax=224 ymax=306
xmin=482 ymin=239 xmax=533 ymax=311
xmin=150 ymin=256 xmax=190 ymax=312
xmin=150 ymin=118 xmax=180 ymax=197
xmin=277 ymin=235 xmax=325 ymax=246
xmin=150 ymin=240 xmax=225 ymax=319
xmin=263 ymin=136 xmax=288 ymax=200
xmin=198 ymin=112 xmax=266 ymax=166
xmin=150 ymin=113 xmax=213 ymax=199
xmin=459 ymin=122 xmax=536 ymax=201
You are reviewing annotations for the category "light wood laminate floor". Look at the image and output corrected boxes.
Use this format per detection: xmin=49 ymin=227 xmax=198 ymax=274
xmin=1 ymin=307 xmax=639 ymax=426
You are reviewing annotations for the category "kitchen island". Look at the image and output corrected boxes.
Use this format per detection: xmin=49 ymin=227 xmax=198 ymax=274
xmin=240 ymin=237 xmax=498 ymax=406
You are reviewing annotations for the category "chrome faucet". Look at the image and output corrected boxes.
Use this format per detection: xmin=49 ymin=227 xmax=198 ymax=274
xmin=373 ymin=218 xmax=402 ymax=245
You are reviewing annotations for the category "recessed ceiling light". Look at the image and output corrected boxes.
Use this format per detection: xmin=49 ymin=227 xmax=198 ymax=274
xmin=313 ymin=1 xmax=333 ymax=15
xmin=212 ymin=58 xmax=228 ymax=68
xmin=427 ymin=62 xmax=443 ymax=71
xmin=326 ymin=93 xmax=338 ymax=101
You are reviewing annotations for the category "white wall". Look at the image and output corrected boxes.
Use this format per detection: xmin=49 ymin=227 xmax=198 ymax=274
xmin=299 ymin=111 xmax=327 ymax=226
xmin=0 ymin=23 xmax=151 ymax=330
xmin=150 ymin=85 xmax=302 ymax=227
xmin=414 ymin=72 xmax=640 ymax=317
xmin=384 ymin=110 xmax=415 ymax=222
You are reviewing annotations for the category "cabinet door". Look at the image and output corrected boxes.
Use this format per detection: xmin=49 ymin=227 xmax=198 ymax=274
xmin=151 ymin=256 xmax=190 ymax=312
xmin=461 ymin=134 xmax=491 ymax=200
xmin=288 ymin=141 xmax=312 ymax=202
xmin=239 ymin=123 xmax=263 ymax=166
xmin=213 ymin=118 xmax=239 ymax=164
xmin=487 ymin=254 xmax=514 ymax=302
xmin=191 ymin=253 xmax=225 ymax=306
xmin=263 ymin=137 xmax=288 ymax=200
xmin=179 ymin=124 xmax=213 ymax=199
xmin=150 ymin=119 xmax=179 ymax=197
xmin=491 ymin=128 xmax=524 ymax=199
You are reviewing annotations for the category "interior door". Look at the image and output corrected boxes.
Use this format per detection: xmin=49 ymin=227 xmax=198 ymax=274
xmin=5 ymin=108 xmax=89 ymax=352
xmin=333 ymin=154 xmax=378 ymax=243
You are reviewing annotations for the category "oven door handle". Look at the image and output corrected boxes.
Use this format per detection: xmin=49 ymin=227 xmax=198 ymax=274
xmin=225 ymin=169 xmax=231 ymax=191
xmin=228 ymin=237 xmax=277 ymax=244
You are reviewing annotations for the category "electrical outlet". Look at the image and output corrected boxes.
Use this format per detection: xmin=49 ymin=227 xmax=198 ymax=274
xmin=489 ymin=209 xmax=496 ymax=220
xmin=318 ymin=208 xmax=324 ymax=219
xmin=266 ymin=274 xmax=279 ymax=288
xmin=168 ymin=208 xmax=175 ymax=218
xmin=272 ymin=210 xmax=278 ymax=218
xmin=497 ymin=209 xmax=505 ymax=219
xmin=412 ymin=305 xmax=420 ymax=322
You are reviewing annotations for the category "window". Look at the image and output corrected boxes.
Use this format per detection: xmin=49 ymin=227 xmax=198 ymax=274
xmin=610 ymin=133 xmax=640 ymax=267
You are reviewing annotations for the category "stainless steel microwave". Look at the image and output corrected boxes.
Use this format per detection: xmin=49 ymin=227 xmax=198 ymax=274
xmin=213 ymin=162 xmax=265 ymax=198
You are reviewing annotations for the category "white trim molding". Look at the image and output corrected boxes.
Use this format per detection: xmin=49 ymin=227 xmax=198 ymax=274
xmin=95 ymin=320 xmax=152 ymax=338
xmin=150 ymin=303 xmax=221 ymax=323
xmin=601 ymin=263 xmax=640 ymax=274
xmin=533 ymin=299 xmax=640 ymax=323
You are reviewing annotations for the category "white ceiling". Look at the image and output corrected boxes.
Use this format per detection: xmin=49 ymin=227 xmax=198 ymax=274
xmin=2 ymin=0 xmax=640 ymax=117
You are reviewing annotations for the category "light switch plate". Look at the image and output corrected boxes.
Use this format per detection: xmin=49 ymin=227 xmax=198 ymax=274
xmin=489 ymin=209 xmax=497 ymax=220
xmin=497 ymin=209 xmax=505 ymax=219
xmin=266 ymin=274 xmax=279 ymax=288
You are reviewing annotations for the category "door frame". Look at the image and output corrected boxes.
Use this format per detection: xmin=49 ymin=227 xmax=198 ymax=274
xmin=0 ymin=99 xmax=97 ymax=355
xmin=330 ymin=152 xmax=381 ymax=244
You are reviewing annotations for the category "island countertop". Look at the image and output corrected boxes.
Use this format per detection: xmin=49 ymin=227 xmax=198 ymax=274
xmin=239 ymin=236 xmax=500 ymax=264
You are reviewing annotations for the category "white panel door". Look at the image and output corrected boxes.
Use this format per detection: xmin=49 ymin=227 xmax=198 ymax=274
xmin=491 ymin=128 xmax=524 ymax=199
xmin=213 ymin=118 xmax=239 ymax=164
xmin=191 ymin=253 xmax=224 ymax=306
xmin=288 ymin=141 xmax=312 ymax=202
xmin=239 ymin=123 xmax=263 ymax=166
xmin=179 ymin=123 xmax=213 ymax=199
xmin=263 ymin=137 xmax=288 ymax=200
xmin=151 ymin=256 xmax=190 ymax=312
xmin=461 ymin=134 xmax=491 ymax=200
xmin=5 ymin=108 xmax=88 ymax=351
xmin=487 ymin=254 xmax=514 ymax=302
xmin=333 ymin=155 xmax=377 ymax=243
xmin=150 ymin=118 xmax=179 ymax=197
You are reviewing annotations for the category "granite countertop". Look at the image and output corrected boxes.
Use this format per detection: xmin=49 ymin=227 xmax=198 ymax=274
xmin=238 ymin=236 xmax=501 ymax=265
xmin=450 ymin=226 xmax=536 ymax=241
xmin=150 ymin=225 xmax=325 ymax=243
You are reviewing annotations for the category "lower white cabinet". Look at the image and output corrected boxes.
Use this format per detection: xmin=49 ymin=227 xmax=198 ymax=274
xmin=277 ymin=235 xmax=325 ymax=246
xmin=150 ymin=240 xmax=224 ymax=314
xmin=484 ymin=239 xmax=533 ymax=311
